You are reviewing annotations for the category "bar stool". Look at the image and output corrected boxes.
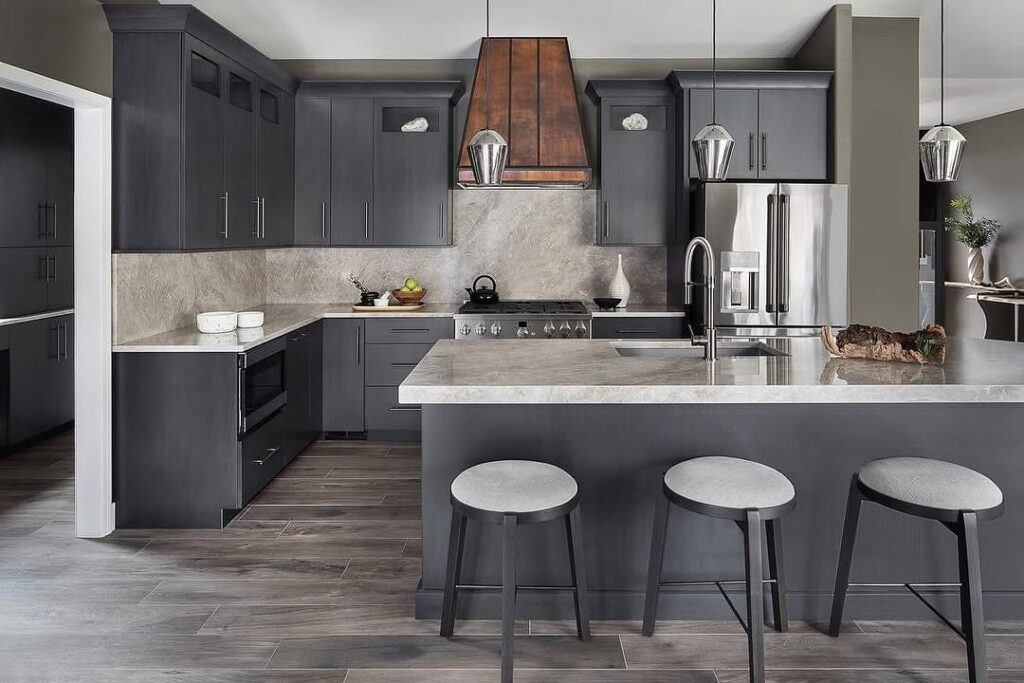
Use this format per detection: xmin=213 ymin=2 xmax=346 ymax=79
xmin=829 ymin=457 xmax=1004 ymax=683
xmin=643 ymin=456 xmax=796 ymax=683
xmin=440 ymin=460 xmax=591 ymax=683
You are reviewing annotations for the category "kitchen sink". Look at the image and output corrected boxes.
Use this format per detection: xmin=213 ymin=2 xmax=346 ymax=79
xmin=614 ymin=342 xmax=788 ymax=359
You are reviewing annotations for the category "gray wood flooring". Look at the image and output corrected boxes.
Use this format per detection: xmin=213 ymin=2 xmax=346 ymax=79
xmin=0 ymin=430 xmax=1022 ymax=681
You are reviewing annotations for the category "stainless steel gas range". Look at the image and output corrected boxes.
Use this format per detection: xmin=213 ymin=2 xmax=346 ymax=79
xmin=454 ymin=300 xmax=591 ymax=339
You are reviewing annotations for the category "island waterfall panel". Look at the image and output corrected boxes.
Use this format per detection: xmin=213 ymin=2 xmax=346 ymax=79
xmin=416 ymin=403 xmax=1024 ymax=620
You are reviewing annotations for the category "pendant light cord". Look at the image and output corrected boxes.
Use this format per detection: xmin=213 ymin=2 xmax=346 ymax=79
xmin=939 ymin=0 xmax=945 ymax=125
xmin=711 ymin=0 xmax=717 ymax=124
xmin=484 ymin=0 xmax=490 ymax=130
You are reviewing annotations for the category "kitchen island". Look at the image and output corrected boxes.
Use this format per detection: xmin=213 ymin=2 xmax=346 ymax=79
xmin=401 ymin=337 xmax=1024 ymax=621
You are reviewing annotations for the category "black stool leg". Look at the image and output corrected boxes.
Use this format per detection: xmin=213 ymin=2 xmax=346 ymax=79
xmin=440 ymin=508 xmax=466 ymax=638
xmin=766 ymin=517 xmax=788 ymax=633
xmin=501 ymin=512 xmax=518 ymax=683
xmin=565 ymin=506 xmax=592 ymax=640
xmin=642 ymin=491 xmax=670 ymax=637
xmin=744 ymin=509 xmax=766 ymax=683
xmin=828 ymin=476 xmax=864 ymax=637
xmin=957 ymin=512 xmax=987 ymax=683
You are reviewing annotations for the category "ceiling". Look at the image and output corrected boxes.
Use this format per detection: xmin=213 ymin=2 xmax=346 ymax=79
xmin=170 ymin=0 xmax=1024 ymax=125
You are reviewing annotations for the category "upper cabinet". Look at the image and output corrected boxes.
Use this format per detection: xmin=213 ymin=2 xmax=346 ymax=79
xmin=294 ymin=83 xmax=463 ymax=247
xmin=670 ymin=70 xmax=831 ymax=183
xmin=586 ymin=81 xmax=677 ymax=246
xmin=106 ymin=5 xmax=297 ymax=251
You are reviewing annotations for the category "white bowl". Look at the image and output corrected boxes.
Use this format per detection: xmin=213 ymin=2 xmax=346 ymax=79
xmin=196 ymin=311 xmax=237 ymax=334
xmin=236 ymin=311 xmax=265 ymax=328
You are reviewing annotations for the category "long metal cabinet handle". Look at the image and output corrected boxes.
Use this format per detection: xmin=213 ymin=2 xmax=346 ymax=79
xmin=355 ymin=325 xmax=362 ymax=364
xmin=439 ymin=202 xmax=445 ymax=240
xmin=236 ymin=365 xmax=245 ymax=434
xmin=779 ymin=194 xmax=790 ymax=313
xmin=252 ymin=198 xmax=261 ymax=238
xmin=220 ymin=192 xmax=229 ymax=238
xmin=51 ymin=254 xmax=57 ymax=282
xmin=389 ymin=406 xmax=422 ymax=412
xmin=320 ymin=201 xmax=327 ymax=241
xmin=761 ymin=133 xmax=768 ymax=171
xmin=50 ymin=204 xmax=57 ymax=240
xmin=63 ymin=321 xmax=69 ymax=361
xmin=766 ymin=194 xmax=777 ymax=313
xmin=363 ymin=202 xmax=369 ymax=241
xmin=615 ymin=329 xmax=659 ymax=335
xmin=749 ymin=134 xmax=755 ymax=171
xmin=261 ymin=197 xmax=266 ymax=239
xmin=603 ymin=201 xmax=610 ymax=239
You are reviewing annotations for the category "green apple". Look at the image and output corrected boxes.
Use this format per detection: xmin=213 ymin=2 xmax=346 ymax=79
xmin=412 ymin=285 xmax=423 ymax=292
xmin=404 ymin=278 xmax=418 ymax=289
xmin=401 ymin=286 xmax=412 ymax=292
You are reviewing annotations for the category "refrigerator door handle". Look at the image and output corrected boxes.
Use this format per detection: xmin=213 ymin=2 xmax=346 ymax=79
xmin=766 ymin=193 xmax=777 ymax=314
xmin=779 ymin=194 xmax=791 ymax=313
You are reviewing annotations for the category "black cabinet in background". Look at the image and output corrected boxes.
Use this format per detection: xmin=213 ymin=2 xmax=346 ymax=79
xmin=0 ymin=247 xmax=73 ymax=318
xmin=322 ymin=319 xmax=365 ymax=434
xmin=257 ymin=83 xmax=295 ymax=247
xmin=586 ymin=81 xmax=676 ymax=246
xmin=294 ymin=96 xmax=332 ymax=246
xmin=591 ymin=316 xmax=686 ymax=340
xmin=284 ymin=321 xmax=323 ymax=462
xmin=9 ymin=314 xmax=73 ymax=445
xmin=688 ymin=89 xmax=760 ymax=180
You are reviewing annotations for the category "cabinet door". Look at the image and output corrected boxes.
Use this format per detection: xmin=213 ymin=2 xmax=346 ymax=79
xmin=372 ymin=99 xmax=450 ymax=246
xmin=0 ymin=90 xmax=49 ymax=248
xmin=322 ymin=319 xmax=364 ymax=433
xmin=330 ymin=98 xmax=373 ymax=246
xmin=224 ymin=65 xmax=258 ymax=248
xmin=294 ymin=96 xmax=332 ymax=246
xmin=47 ymin=247 xmax=74 ymax=311
xmin=285 ymin=330 xmax=310 ymax=462
xmin=599 ymin=97 xmax=675 ymax=245
xmin=257 ymin=84 xmax=294 ymax=247
xmin=9 ymin=318 xmax=59 ymax=443
xmin=758 ymin=89 xmax=827 ymax=180
xmin=0 ymin=248 xmax=48 ymax=318
xmin=306 ymin=321 xmax=323 ymax=443
xmin=45 ymin=102 xmax=75 ymax=247
xmin=183 ymin=37 xmax=227 ymax=250
xmin=688 ymin=89 xmax=759 ymax=180
xmin=54 ymin=315 xmax=74 ymax=427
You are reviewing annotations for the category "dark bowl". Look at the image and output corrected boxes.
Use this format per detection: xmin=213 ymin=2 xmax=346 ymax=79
xmin=593 ymin=297 xmax=622 ymax=311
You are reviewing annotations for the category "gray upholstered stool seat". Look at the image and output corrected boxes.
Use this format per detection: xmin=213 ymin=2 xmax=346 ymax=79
xmin=664 ymin=456 xmax=797 ymax=521
xmin=857 ymin=457 xmax=1004 ymax=522
xmin=451 ymin=460 xmax=578 ymax=519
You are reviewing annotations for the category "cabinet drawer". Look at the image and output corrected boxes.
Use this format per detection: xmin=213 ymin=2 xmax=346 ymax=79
xmin=591 ymin=317 xmax=686 ymax=339
xmin=365 ymin=386 xmax=421 ymax=432
xmin=364 ymin=317 xmax=452 ymax=344
xmin=240 ymin=409 xmax=286 ymax=503
xmin=365 ymin=343 xmax=432 ymax=386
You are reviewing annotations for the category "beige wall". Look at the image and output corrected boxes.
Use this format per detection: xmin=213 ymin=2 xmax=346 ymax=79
xmin=849 ymin=17 xmax=920 ymax=330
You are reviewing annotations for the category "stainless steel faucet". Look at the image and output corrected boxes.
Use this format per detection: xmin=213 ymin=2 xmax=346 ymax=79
xmin=683 ymin=236 xmax=718 ymax=361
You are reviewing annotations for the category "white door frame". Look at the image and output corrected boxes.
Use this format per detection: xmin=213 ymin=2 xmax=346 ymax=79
xmin=0 ymin=62 xmax=114 ymax=538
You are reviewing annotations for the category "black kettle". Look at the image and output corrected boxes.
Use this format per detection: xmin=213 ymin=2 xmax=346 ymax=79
xmin=466 ymin=275 xmax=499 ymax=305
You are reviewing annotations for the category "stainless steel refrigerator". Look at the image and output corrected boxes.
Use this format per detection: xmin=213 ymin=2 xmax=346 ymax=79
xmin=692 ymin=183 xmax=848 ymax=334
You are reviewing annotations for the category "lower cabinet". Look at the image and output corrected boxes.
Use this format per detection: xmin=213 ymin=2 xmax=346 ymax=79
xmin=323 ymin=319 xmax=365 ymax=433
xmin=241 ymin=409 xmax=286 ymax=502
xmin=591 ymin=316 xmax=686 ymax=339
xmin=9 ymin=314 xmax=73 ymax=445
xmin=284 ymin=321 xmax=323 ymax=462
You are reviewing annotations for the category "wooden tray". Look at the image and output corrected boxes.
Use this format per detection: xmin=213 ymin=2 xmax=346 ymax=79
xmin=351 ymin=304 xmax=425 ymax=313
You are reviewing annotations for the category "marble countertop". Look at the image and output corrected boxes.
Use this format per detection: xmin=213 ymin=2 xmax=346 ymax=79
xmin=0 ymin=309 xmax=74 ymax=329
xmin=399 ymin=336 xmax=1024 ymax=404
xmin=113 ymin=303 xmax=459 ymax=353
xmin=977 ymin=294 xmax=1024 ymax=306
xmin=586 ymin=304 xmax=687 ymax=317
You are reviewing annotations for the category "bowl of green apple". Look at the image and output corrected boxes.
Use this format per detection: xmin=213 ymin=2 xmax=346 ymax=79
xmin=392 ymin=278 xmax=426 ymax=305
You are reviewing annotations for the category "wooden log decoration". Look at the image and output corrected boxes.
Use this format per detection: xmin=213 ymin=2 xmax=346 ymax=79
xmin=821 ymin=324 xmax=947 ymax=365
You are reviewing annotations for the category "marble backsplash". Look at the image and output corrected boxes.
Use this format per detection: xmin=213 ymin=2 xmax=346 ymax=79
xmin=113 ymin=250 xmax=267 ymax=343
xmin=266 ymin=190 xmax=667 ymax=304
xmin=113 ymin=190 xmax=668 ymax=342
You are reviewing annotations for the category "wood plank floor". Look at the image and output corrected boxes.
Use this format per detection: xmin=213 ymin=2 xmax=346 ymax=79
xmin=1 ymin=430 xmax=1022 ymax=680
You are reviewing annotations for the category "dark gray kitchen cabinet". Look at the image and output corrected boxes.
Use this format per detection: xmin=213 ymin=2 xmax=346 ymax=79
xmin=322 ymin=319 xmax=365 ymax=433
xmin=0 ymin=249 xmax=48 ymax=318
xmin=687 ymin=89 xmax=760 ymax=180
xmin=284 ymin=322 xmax=323 ymax=462
xmin=586 ymin=81 xmax=676 ymax=246
xmin=105 ymin=5 xmax=298 ymax=252
xmin=294 ymin=95 xmax=332 ymax=246
xmin=373 ymin=98 xmax=452 ymax=246
xmin=591 ymin=316 xmax=686 ymax=339
xmin=757 ymin=88 xmax=827 ymax=180
xmin=9 ymin=314 xmax=73 ymax=445
xmin=47 ymin=247 xmax=74 ymax=311
xmin=330 ymin=97 xmax=374 ymax=245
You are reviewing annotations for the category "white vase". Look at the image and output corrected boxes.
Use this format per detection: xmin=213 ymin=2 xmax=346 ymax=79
xmin=968 ymin=248 xmax=985 ymax=285
xmin=609 ymin=253 xmax=631 ymax=307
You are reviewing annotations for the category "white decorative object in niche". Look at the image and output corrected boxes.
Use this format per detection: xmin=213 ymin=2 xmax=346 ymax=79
xmin=401 ymin=116 xmax=429 ymax=132
xmin=621 ymin=112 xmax=649 ymax=131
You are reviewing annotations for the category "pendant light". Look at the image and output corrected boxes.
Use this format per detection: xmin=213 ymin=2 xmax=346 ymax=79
xmin=919 ymin=0 xmax=965 ymax=183
xmin=467 ymin=0 xmax=508 ymax=185
xmin=692 ymin=0 xmax=734 ymax=182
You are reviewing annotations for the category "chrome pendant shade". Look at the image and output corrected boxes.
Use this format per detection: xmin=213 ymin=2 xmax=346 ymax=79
xmin=919 ymin=124 xmax=965 ymax=183
xmin=920 ymin=0 xmax=964 ymax=183
xmin=693 ymin=0 xmax=734 ymax=182
xmin=692 ymin=124 xmax=735 ymax=181
xmin=467 ymin=128 xmax=509 ymax=186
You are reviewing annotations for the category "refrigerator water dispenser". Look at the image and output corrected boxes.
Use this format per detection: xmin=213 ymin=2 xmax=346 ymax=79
xmin=720 ymin=251 xmax=759 ymax=312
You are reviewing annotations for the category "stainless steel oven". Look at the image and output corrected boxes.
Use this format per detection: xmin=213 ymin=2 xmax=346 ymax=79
xmin=237 ymin=338 xmax=287 ymax=437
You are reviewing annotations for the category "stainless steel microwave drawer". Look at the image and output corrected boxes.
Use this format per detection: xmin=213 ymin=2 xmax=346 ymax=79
xmin=364 ymin=317 xmax=453 ymax=344
xmin=365 ymin=386 xmax=421 ymax=431
xmin=591 ymin=317 xmax=686 ymax=339
xmin=239 ymin=409 xmax=286 ymax=504
xmin=365 ymin=343 xmax=433 ymax=387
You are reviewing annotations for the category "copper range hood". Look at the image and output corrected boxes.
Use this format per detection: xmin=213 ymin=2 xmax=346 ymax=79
xmin=458 ymin=37 xmax=592 ymax=188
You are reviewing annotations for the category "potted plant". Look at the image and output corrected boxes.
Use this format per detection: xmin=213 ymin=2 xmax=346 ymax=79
xmin=945 ymin=196 xmax=1000 ymax=285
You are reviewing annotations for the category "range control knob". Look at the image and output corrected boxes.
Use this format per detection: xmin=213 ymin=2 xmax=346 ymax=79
xmin=459 ymin=324 xmax=472 ymax=336
xmin=490 ymin=322 xmax=502 ymax=337
xmin=543 ymin=321 xmax=556 ymax=338
xmin=475 ymin=324 xmax=488 ymax=336
xmin=516 ymin=326 xmax=530 ymax=339
xmin=574 ymin=321 xmax=588 ymax=338
xmin=559 ymin=321 xmax=572 ymax=338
